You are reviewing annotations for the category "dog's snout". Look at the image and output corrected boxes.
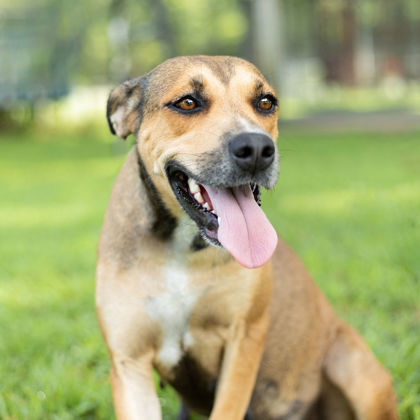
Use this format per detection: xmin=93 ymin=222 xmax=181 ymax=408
xmin=229 ymin=133 xmax=275 ymax=173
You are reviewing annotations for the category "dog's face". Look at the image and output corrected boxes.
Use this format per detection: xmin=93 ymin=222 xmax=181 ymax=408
xmin=107 ymin=56 xmax=279 ymax=268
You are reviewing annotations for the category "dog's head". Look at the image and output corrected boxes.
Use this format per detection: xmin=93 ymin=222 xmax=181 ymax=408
xmin=107 ymin=56 xmax=279 ymax=268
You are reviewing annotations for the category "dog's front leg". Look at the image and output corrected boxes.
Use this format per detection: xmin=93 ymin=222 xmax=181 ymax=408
xmin=210 ymin=312 xmax=269 ymax=420
xmin=110 ymin=351 xmax=161 ymax=420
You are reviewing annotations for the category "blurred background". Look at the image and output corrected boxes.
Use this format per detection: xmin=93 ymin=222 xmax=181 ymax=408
xmin=2 ymin=0 xmax=420 ymax=125
xmin=0 ymin=1 xmax=419 ymax=419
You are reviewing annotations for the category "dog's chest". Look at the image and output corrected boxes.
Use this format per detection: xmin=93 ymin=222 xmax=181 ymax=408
xmin=145 ymin=217 xmax=202 ymax=370
xmin=146 ymin=258 xmax=199 ymax=370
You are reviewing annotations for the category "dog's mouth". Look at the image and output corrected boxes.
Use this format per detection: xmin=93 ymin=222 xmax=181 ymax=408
xmin=166 ymin=163 xmax=278 ymax=268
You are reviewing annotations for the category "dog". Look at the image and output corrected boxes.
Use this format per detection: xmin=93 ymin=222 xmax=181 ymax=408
xmin=96 ymin=56 xmax=398 ymax=419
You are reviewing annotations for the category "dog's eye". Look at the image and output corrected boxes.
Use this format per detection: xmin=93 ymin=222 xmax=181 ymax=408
xmin=174 ymin=96 xmax=199 ymax=111
xmin=256 ymin=95 xmax=276 ymax=113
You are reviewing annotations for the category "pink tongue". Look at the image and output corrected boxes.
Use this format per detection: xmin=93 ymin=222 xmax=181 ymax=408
xmin=205 ymin=185 xmax=277 ymax=268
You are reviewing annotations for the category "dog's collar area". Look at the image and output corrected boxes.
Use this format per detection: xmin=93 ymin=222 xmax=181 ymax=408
xmin=136 ymin=150 xmax=178 ymax=240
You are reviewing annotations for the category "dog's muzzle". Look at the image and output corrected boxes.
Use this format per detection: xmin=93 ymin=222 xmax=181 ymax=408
xmin=165 ymin=132 xmax=279 ymax=269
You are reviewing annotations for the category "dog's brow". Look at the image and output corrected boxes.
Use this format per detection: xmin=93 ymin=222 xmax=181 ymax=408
xmin=189 ymin=77 xmax=205 ymax=93
xmin=253 ymin=79 xmax=276 ymax=99
xmin=254 ymin=80 xmax=266 ymax=94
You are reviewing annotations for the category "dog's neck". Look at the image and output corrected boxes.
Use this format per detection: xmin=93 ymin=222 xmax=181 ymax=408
xmin=136 ymin=149 xmax=177 ymax=240
xmin=135 ymin=147 xmax=209 ymax=253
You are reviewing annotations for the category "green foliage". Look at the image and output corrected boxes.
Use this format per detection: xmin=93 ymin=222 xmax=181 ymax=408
xmin=0 ymin=130 xmax=419 ymax=419
xmin=1 ymin=0 xmax=247 ymax=94
xmin=164 ymin=0 xmax=246 ymax=56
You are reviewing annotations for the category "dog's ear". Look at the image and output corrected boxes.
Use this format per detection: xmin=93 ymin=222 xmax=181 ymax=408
xmin=106 ymin=76 xmax=145 ymax=139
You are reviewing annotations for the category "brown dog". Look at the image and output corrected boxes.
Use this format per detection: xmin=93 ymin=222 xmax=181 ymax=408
xmin=96 ymin=56 xmax=398 ymax=419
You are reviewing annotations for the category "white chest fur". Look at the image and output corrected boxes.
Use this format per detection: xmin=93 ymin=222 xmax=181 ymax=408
xmin=146 ymin=259 xmax=197 ymax=368
xmin=145 ymin=216 xmax=200 ymax=369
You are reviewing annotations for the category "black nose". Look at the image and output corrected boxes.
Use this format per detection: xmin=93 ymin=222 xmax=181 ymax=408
xmin=229 ymin=133 xmax=275 ymax=173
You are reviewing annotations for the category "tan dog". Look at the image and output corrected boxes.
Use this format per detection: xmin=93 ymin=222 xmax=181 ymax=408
xmin=96 ymin=56 xmax=398 ymax=420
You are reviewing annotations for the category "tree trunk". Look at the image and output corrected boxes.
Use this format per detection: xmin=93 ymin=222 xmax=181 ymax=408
xmin=147 ymin=0 xmax=177 ymax=58
xmin=248 ymin=0 xmax=285 ymax=93
xmin=340 ymin=0 xmax=356 ymax=85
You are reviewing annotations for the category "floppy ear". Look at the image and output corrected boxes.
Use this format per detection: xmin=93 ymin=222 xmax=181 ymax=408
xmin=106 ymin=76 xmax=144 ymax=139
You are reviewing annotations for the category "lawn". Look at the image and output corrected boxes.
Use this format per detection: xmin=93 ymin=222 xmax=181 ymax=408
xmin=0 ymin=128 xmax=419 ymax=419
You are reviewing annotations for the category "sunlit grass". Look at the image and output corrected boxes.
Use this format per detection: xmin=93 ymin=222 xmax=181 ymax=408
xmin=0 ymin=129 xmax=419 ymax=419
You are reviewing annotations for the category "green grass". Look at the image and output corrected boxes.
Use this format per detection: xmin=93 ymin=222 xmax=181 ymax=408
xmin=0 ymin=129 xmax=419 ymax=419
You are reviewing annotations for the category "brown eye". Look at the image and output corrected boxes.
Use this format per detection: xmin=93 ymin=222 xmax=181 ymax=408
xmin=257 ymin=96 xmax=274 ymax=112
xmin=174 ymin=96 xmax=198 ymax=111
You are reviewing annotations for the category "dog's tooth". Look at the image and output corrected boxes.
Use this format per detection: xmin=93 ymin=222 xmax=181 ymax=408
xmin=188 ymin=178 xmax=200 ymax=194
xmin=203 ymin=202 xmax=210 ymax=210
xmin=211 ymin=210 xmax=216 ymax=215
xmin=194 ymin=192 xmax=204 ymax=203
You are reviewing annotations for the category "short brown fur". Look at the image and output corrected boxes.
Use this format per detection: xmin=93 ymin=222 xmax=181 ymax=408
xmin=97 ymin=56 xmax=398 ymax=419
